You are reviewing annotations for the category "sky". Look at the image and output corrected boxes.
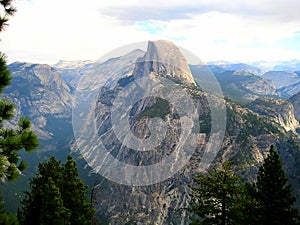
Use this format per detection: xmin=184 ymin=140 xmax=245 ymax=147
xmin=0 ymin=0 xmax=300 ymax=64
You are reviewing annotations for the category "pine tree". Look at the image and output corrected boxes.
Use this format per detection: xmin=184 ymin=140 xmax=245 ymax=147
xmin=238 ymin=182 xmax=258 ymax=225
xmin=189 ymin=161 xmax=244 ymax=225
xmin=19 ymin=156 xmax=95 ymax=225
xmin=0 ymin=0 xmax=16 ymax=32
xmin=0 ymin=0 xmax=38 ymax=182
xmin=60 ymin=155 xmax=95 ymax=225
xmin=0 ymin=1 xmax=37 ymax=224
xmin=19 ymin=157 xmax=63 ymax=225
xmin=40 ymin=177 xmax=71 ymax=225
xmin=253 ymin=145 xmax=300 ymax=225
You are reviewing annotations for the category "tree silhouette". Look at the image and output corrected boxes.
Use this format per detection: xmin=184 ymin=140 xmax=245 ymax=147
xmin=189 ymin=161 xmax=245 ymax=225
xmin=253 ymin=145 xmax=300 ymax=225
xmin=19 ymin=156 xmax=95 ymax=225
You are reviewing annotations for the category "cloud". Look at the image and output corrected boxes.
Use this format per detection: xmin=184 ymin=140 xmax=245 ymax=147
xmin=98 ymin=0 xmax=300 ymax=24
xmin=1 ymin=0 xmax=300 ymax=64
xmin=99 ymin=5 xmax=205 ymax=22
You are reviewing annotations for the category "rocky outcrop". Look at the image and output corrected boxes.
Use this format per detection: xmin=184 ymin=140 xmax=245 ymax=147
xmin=133 ymin=40 xmax=196 ymax=85
xmin=290 ymin=92 xmax=300 ymax=122
xmin=248 ymin=97 xmax=299 ymax=132
xmin=5 ymin=62 xmax=74 ymax=139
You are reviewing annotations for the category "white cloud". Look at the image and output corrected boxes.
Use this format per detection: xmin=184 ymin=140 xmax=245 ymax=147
xmin=0 ymin=0 xmax=299 ymax=64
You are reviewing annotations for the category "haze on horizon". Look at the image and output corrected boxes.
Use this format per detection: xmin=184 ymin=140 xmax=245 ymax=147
xmin=0 ymin=0 xmax=300 ymax=65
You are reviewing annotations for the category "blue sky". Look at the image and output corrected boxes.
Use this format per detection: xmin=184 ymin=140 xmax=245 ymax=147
xmin=0 ymin=0 xmax=300 ymax=64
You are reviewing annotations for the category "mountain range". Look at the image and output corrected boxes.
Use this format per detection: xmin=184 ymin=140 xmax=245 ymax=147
xmin=1 ymin=40 xmax=300 ymax=224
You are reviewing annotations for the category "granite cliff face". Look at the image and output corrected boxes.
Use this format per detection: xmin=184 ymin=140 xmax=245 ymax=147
xmin=5 ymin=62 xmax=73 ymax=139
xmin=290 ymin=92 xmax=300 ymax=122
xmin=133 ymin=40 xmax=195 ymax=85
xmin=248 ymin=97 xmax=299 ymax=132
xmin=78 ymin=41 xmax=300 ymax=224
xmin=89 ymin=89 xmax=300 ymax=224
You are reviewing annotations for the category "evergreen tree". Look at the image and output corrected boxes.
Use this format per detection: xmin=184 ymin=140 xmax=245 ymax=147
xmin=40 ymin=177 xmax=71 ymax=225
xmin=61 ymin=155 xmax=95 ymax=225
xmin=0 ymin=1 xmax=37 ymax=224
xmin=0 ymin=0 xmax=16 ymax=32
xmin=238 ymin=182 xmax=258 ymax=225
xmin=253 ymin=145 xmax=300 ymax=225
xmin=189 ymin=161 xmax=244 ymax=225
xmin=19 ymin=156 xmax=95 ymax=225
xmin=0 ymin=0 xmax=38 ymax=182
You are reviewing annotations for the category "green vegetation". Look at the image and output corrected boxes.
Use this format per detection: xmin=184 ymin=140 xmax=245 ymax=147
xmin=0 ymin=1 xmax=38 ymax=224
xmin=0 ymin=0 xmax=16 ymax=32
xmin=0 ymin=4 xmax=97 ymax=224
xmin=189 ymin=161 xmax=245 ymax=225
xmin=189 ymin=145 xmax=300 ymax=225
xmin=226 ymin=105 xmax=279 ymax=144
xmin=251 ymin=145 xmax=300 ymax=225
xmin=117 ymin=75 xmax=134 ymax=87
xmin=214 ymin=71 xmax=259 ymax=105
xmin=19 ymin=156 xmax=95 ymax=225
xmin=0 ymin=194 xmax=19 ymax=225
xmin=139 ymin=97 xmax=171 ymax=119
xmin=0 ymin=0 xmax=38 ymax=183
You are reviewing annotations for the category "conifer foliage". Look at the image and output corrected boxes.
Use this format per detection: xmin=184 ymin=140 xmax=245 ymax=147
xmin=189 ymin=146 xmax=300 ymax=225
xmin=19 ymin=156 xmax=95 ymax=225
xmin=0 ymin=0 xmax=16 ymax=32
xmin=0 ymin=0 xmax=38 ymax=182
xmin=253 ymin=145 xmax=300 ymax=225
xmin=189 ymin=161 xmax=244 ymax=225
xmin=0 ymin=195 xmax=19 ymax=225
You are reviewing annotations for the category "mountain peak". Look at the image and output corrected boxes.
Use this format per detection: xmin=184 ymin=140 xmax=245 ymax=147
xmin=133 ymin=40 xmax=196 ymax=85
xmin=53 ymin=60 xmax=94 ymax=69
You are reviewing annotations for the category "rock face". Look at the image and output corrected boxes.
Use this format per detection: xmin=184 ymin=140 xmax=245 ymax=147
xmin=89 ymin=83 xmax=300 ymax=225
xmin=290 ymin=92 xmax=300 ymax=122
xmin=263 ymin=71 xmax=300 ymax=89
xmin=248 ymin=97 xmax=299 ymax=132
xmin=133 ymin=40 xmax=196 ymax=85
xmin=5 ymin=62 xmax=73 ymax=139
xmin=82 ymin=41 xmax=300 ymax=224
